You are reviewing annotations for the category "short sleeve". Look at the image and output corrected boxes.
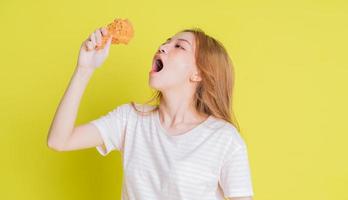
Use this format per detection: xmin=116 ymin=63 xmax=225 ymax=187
xmin=89 ymin=103 xmax=132 ymax=156
xmin=219 ymin=138 xmax=254 ymax=198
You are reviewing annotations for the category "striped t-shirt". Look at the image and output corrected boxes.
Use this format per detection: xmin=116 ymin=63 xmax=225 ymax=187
xmin=90 ymin=102 xmax=254 ymax=200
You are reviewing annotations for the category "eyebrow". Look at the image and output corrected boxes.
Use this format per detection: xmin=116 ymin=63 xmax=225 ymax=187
xmin=166 ymin=37 xmax=192 ymax=47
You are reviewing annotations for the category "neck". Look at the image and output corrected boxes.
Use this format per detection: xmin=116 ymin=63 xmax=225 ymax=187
xmin=158 ymin=89 xmax=208 ymax=126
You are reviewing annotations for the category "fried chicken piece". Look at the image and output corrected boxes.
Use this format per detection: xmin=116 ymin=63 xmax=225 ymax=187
xmin=96 ymin=18 xmax=134 ymax=50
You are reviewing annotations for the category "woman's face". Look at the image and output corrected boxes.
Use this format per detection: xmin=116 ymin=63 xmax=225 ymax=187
xmin=149 ymin=32 xmax=201 ymax=92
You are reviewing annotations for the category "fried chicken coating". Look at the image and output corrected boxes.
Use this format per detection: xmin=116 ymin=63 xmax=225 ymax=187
xmin=95 ymin=18 xmax=134 ymax=50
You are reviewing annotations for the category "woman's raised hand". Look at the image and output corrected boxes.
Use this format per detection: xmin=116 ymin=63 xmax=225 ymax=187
xmin=76 ymin=27 xmax=112 ymax=70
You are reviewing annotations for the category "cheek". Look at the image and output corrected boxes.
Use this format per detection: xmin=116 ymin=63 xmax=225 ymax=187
xmin=159 ymin=66 xmax=191 ymax=87
xmin=166 ymin=64 xmax=191 ymax=82
xmin=169 ymin=59 xmax=193 ymax=76
xmin=162 ymin=54 xmax=195 ymax=82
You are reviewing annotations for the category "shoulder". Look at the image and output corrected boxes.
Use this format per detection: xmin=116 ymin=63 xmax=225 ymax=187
xmin=118 ymin=102 xmax=157 ymax=116
xmin=131 ymin=102 xmax=157 ymax=111
xmin=215 ymin=119 xmax=248 ymax=150
xmin=111 ymin=102 xmax=133 ymax=114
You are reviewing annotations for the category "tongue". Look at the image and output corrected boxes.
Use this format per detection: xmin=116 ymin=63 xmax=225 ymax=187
xmin=152 ymin=62 xmax=159 ymax=72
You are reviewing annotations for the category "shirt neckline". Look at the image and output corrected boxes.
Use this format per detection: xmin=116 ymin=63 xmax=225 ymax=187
xmin=154 ymin=110 xmax=213 ymax=140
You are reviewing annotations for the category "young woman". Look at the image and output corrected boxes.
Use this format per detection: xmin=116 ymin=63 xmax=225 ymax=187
xmin=47 ymin=26 xmax=254 ymax=200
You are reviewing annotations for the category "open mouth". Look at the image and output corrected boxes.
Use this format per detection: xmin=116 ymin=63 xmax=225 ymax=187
xmin=153 ymin=58 xmax=164 ymax=72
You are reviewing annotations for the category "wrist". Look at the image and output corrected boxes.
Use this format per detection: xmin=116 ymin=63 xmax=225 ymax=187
xmin=74 ymin=65 xmax=95 ymax=78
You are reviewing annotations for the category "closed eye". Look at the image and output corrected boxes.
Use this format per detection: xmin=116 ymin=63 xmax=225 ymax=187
xmin=160 ymin=41 xmax=186 ymax=50
xmin=175 ymin=44 xmax=185 ymax=50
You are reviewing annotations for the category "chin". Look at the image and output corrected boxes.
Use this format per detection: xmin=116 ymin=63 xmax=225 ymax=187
xmin=148 ymin=78 xmax=163 ymax=91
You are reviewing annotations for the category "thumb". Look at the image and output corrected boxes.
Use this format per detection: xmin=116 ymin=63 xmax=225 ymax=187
xmin=101 ymin=36 xmax=112 ymax=54
xmin=105 ymin=36 xmax=112 ymax=49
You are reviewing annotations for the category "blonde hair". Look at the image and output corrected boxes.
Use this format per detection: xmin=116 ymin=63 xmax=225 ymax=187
xmin=131 ymin=28 xmax=240 ymax=132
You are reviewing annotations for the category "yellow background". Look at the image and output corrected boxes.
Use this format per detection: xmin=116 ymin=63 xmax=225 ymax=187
xmin=1 ymin=0 xmax=347 ymax=199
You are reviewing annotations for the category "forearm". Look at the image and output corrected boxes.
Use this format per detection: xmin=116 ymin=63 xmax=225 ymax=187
xmin=227 ymin=196 xmax=253 ymax=200
xmin=47 ymin=66 xmax=94 ymax=150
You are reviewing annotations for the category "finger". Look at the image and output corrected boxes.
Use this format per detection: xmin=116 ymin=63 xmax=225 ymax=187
xmin=82 ymin=39 xmax=89 ymax=49
xmin=86 ymin=41 xmax=94 ymax=51
xmin=102 ymin=37 xmax=112 ymax=54
xmin=102 ymin=36 xmax=112 ymax=52
xmin=89 ymin=32 xmax=96 ymax=46
xmin=101 ymin=27 xmax=108 ymax=37
xmin=82 ymin=40 xmax=89 ymax=51
xmin=95 ymin=28 xmax=102 ymax=46
xmin=93 ymin=29 xmax=99 ymax=45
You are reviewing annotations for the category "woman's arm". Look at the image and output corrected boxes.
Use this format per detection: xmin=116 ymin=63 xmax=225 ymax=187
xmin=47 ymin=27 xmax=112 ymax=151
xmin=227 ymin=196 xmax=253 ymax=200
xmin=46 ymin=66 xmax=95 ymax=151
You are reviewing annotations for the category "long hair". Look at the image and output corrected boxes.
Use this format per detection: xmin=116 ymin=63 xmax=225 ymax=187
xmin=131 ymin=27 xmax=241 ymax=132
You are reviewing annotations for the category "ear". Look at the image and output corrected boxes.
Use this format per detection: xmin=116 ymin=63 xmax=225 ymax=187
xmin=190 ymin=73 xmax=202 ymax=82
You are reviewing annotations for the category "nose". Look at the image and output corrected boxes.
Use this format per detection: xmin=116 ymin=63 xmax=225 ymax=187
xmin=158 ymin=44 xmax=167 ymax=54
xmin=158 ymin=47 xmax=166 ymax=54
